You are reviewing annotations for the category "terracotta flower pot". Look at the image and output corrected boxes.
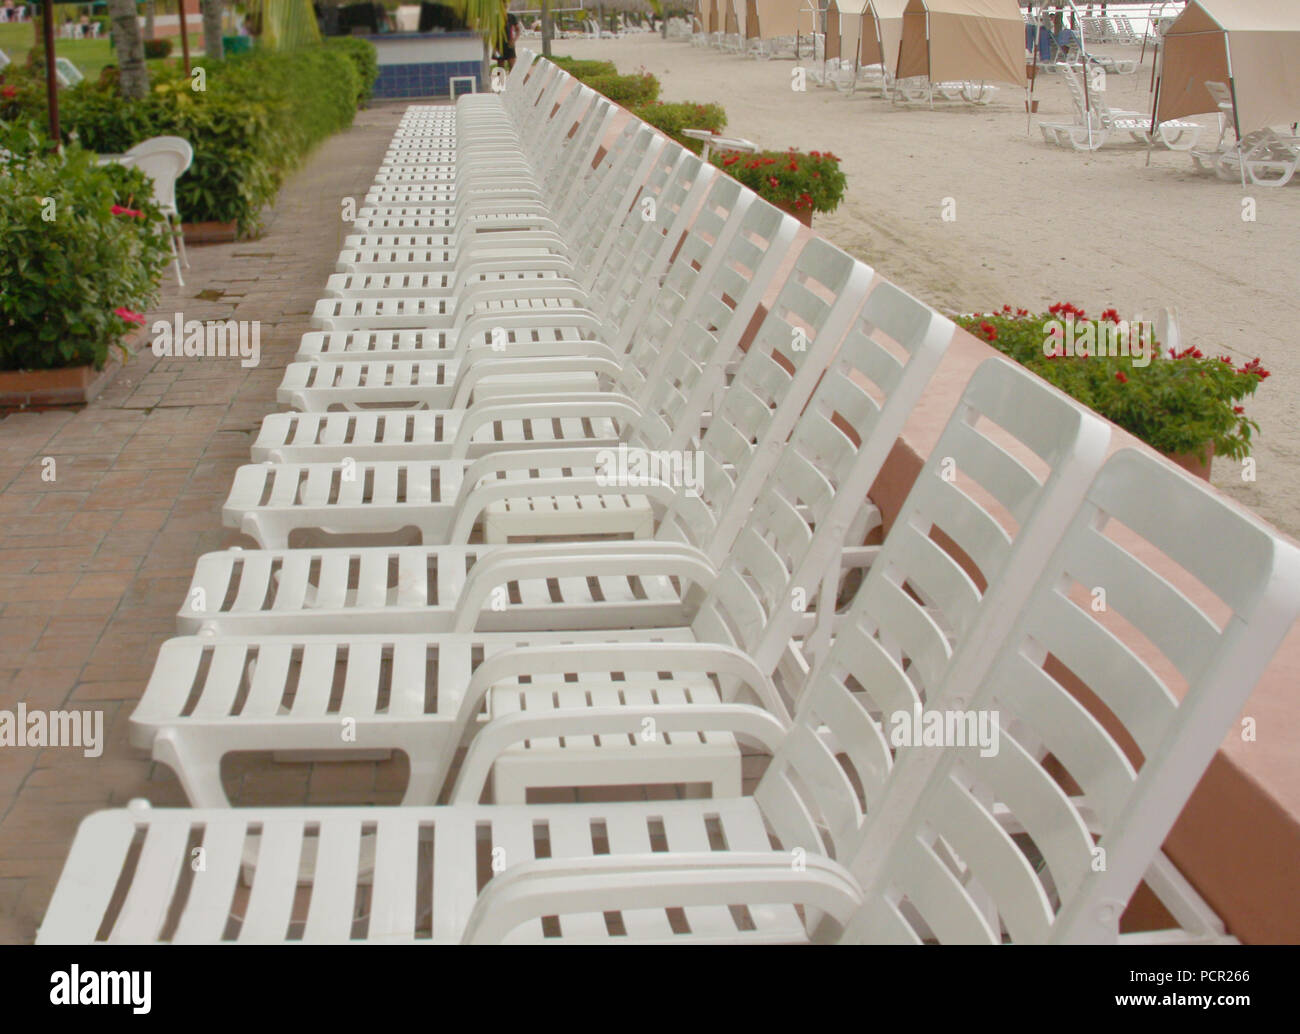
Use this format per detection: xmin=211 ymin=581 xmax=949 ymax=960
xmin=1164 ymin=443 xmax=1213 ymax=481
xmin=182 ymin=220 xmax=239 ymax=245
xmin=0 ymin=330 xmax=142 ymax=409
xmin=776 ymin=200 xmax=813 ymax=227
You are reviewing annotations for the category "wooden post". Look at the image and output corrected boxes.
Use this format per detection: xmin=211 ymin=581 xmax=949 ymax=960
xmin=178 ymin=0 xmax=192 ymax=76
xmin=42 ymin=0 xmax=59 ymax=144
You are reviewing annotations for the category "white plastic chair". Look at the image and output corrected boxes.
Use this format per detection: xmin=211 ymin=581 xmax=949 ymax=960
xmin=123 ymin=136 xmax=194 ymax=286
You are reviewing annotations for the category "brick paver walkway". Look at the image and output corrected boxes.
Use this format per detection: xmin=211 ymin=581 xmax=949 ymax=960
xmin=0 ymin=103 xmax=411 ymax=943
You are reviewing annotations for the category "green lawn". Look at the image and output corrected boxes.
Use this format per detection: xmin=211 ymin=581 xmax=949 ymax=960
xmin=0 ymin=23 xmax=206 ymax=80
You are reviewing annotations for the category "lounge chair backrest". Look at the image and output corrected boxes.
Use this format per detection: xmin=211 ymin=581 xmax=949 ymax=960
xmin=842 ymin=448 xmax=1300 ymax=943
xmin=122 ymin=136 xmax=194 ymax=212
xmin=628 ymin=194 xmax=801 ymax=452
xmin=755 ymin=358 xmax=1110 ymax=864
xmin=657 ymin=237 xmax=876 ymax=561
xmin=599 ymin=151 xmax=716 ymax=351
xmin=688 ymin=276 xmax=956 ymax=673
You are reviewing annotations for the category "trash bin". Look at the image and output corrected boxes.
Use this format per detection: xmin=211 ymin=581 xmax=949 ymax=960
xmin=223 ymin=35 xmax=253 ymax=55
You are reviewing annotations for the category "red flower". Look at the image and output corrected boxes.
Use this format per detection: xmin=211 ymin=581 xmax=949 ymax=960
xmin=1048 ymin=303 xmax=1063 ymax=315
xmin=1 ymin=85 xmax=16 ymax=100
xmin=787 ymin=160 xmax=799 ymax=172
xmin=111 ymin=204 xmax=144 ymax=219
xmin=810 ymin=150 xmax=821 ymax=157
xmin=115 ymin=307 xmax=146 ymax=325
xmin=1220 ymin=356 xmax=1233 ymax=364
xmin=1001 ymin=304 xmax=1012 ymax=313
xmin=1114 ymin=371 xmax=1128 ymax=384
xmin=768 ymin=176 xmax=779 ymax=188
xmin=722 ymin=155 xmax=739 ymax=167
xmin=978 ymin=321 xmax=998 ymax=342
xmin=1233 ymin=406 xmax=1245 ymax=414
xmin=1015 ymin=308 xmax=1029 ymax=317
xmin=1101 ymin=308 xmax=1120 ymax=323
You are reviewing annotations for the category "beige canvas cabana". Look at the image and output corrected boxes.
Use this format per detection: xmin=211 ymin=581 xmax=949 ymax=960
xmin=857 ymin=0 xmax=906 ymax=72
xmin=747 ymin=0 xmax=801 ymax=40
xmin=896 ymin=0 xmax=1026 ymax=86
xmin=725 ymin=0 xmax=741 ymax=35
xmin=708 ymin=0 xmax=719 ymax=31
xmin=1154 ymin=0 xmax=1300 ymax=137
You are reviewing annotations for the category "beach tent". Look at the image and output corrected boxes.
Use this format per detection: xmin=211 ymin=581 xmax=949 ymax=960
xmin=725 ymin=0 xmax=741 ymax=35
xmin=835 ymin=0 xmax=865 ymax=65
xmin=695 ymin=0 xmax=705 ymax=30
xmin=896 ymin=0 xmax=1027 ymax=86
xmin=824 ymin=0 xmax=843 ymax=60
xmin=708 ymin=0 xmax=719 ymax=31
xmin=857 ymin=0 xmax=906 ymax=72
xmin=748 ymin=0 xmax=801 ymax=39
xmin=1154 ymin=0 xmax=1300 ymax=137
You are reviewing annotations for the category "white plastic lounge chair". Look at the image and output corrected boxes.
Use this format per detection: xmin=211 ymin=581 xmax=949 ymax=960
xmin=130 ymin=357 xmax=1108 ymax=811
xmin=319 ymin=147 xmax=706 ymax=383
xmin=1040 ymin=65 xmax=1200 ymax=152
xmin=225 ymin=195 xmax=799 ymax=547
xmin=296 ymin=146 xmax=701 ymax=413
xmin=52 ymin=444 xmax=1300 ymax=944
xmin=66 ymin=383 xmax=1296 ymax=946
xmin=180 ymin=264 xmax=952 ymax=643
xmin=833 ymin=448 xmax=1300 ymax=943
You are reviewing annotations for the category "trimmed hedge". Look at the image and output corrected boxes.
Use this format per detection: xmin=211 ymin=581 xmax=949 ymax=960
xmin=1 ymin=42 xmax=372 ymax=237
xmin=326 ymin=36 xmax=380 ymax=103
xmin=582 ymin=71 xmax=660 ymax=108
xmin=547 ymin=56 xmax=618 ymax=80
xmin=632 ymin=101 xmax=727 ymax=152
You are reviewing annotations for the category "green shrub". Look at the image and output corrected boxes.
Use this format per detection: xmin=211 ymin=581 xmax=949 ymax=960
xmin=32 ymin=46 xmax=364 ymax=236
xmin=631 ymin=100 xmax=726 ymax=152
xmin=712 ymin=148 xmax=847 ymax=215
xmin=956 ymin=305 xmax=1270 ymax=462
xmin=0 ymin=123 xmax=172 ymax=371
xmin=547 ymin=56 xmax=618 ymax=80
xmin=326 ymin=37 xmax=379 ymax=103
xmin=143 ymin=38 xmax=174 ymax=60
xmin=583 ymin=71 xmax=660 ymax=107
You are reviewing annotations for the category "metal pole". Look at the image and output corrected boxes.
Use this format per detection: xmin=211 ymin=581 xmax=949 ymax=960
xmin=42 ymin=0 xmax=59 ymax=145
xmin=178 ymin=0 xmax=192 ymax=76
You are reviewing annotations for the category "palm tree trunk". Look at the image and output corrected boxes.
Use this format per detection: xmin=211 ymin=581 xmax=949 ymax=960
xmin=202 ymin=0 xmax=225 ymax=61
xmin=144 ymin=2 xmax=155 ymax=40
xmin=541 ymin=0 xmax=552 ymax=57
xmin=109 ymin=0 xmax=150 ymax=99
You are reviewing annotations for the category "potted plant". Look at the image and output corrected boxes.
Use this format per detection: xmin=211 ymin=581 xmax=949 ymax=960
xmin=955 ymin=305 xmax=1270 ymax=479
xmin=0 ymin=125 xmax=171 ymax=405
xmin=711 ymin=148 xmax=847 ymax=226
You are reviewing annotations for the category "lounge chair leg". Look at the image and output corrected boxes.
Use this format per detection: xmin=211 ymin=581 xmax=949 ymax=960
xmin=154 ymin=730 xmax=229 ymax=808
xmin=166 ymin=218 xmax=185 ymax=288
xmin=173 ymin=213 xmax=191 ymax=270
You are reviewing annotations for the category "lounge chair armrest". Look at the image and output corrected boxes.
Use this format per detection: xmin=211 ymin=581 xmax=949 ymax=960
xmin=456 ymin=254 xmax=574 ymax=280
xmin=454 ymin=310 xmax=603 ymax=354
xmin=451 ymin=700 xmax=789 ymax=803
xmin=452 ymin=355 xmax=623 ymax=408
xmin=453 ymin=281 xmax=592 ymax=326
xmin=461 ymin=851 xmax=863 ymax=944
xmin=450 ymin=394 xmax=641 ymax=458
xmin=449 ymin=474 xmax=680 ymax=542
xmin=452 ymin=544 xmax=717 ymax=626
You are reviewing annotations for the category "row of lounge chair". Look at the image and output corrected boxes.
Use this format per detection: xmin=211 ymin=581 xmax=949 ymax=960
xmin=37 ymin=49 xmax=1300 ymax=944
